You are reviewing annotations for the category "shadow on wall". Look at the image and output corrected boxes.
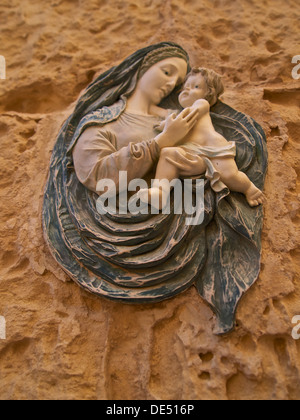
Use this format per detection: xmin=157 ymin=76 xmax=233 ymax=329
xmin=0 ymin=70 xmax=97 ymax=114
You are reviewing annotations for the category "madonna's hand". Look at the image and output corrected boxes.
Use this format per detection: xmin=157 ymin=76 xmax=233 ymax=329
xmin=165 ymin=150 xmax=207 ymax=176
xmin=155 ymin=108 xmax=200 ymax=149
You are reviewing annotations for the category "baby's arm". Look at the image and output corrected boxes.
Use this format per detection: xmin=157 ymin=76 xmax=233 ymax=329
xmin=191 ymin=99 xmax=210 ymax=115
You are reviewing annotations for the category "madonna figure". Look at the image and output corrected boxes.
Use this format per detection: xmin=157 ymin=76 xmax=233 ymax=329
xmin=43 ymin=42 xmax=268 ymax=334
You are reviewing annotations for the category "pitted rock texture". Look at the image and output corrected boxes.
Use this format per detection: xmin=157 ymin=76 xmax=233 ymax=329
xmin=0 ymin=0 xmax=299 ymax=400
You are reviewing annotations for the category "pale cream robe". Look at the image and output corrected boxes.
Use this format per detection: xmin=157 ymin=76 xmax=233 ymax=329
xmin=73 ymin=111 xmax=163 ymax=193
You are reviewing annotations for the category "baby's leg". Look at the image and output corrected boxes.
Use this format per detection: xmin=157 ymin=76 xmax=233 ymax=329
xmin=138 ymin=147 xmax=207 ymax=210
xmin=213 ymin=157 xmax=264 ymax=206
xmin=138 ymin=147 xmax=181 ymax=210
xmin=155 ymin=147 xmax=181 ymax=181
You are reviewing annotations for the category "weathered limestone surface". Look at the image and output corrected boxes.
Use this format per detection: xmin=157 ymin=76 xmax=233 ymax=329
xmin=0 ymin=0 xmax=299 ymax=400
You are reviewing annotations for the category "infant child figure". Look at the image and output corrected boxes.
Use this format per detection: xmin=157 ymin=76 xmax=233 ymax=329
xmin=138 ymin=67 xmax=264 ymax=210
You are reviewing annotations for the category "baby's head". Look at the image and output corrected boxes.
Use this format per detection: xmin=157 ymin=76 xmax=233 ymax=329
xmin=178 ymin=67 xmax=224 ymax=108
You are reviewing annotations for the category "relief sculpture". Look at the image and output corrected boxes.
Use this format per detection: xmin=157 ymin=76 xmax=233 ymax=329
xmin=43 ymin=42 xmax=268 ymax=334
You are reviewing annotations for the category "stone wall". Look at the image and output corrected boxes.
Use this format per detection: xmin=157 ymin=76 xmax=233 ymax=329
xmin=0 ymin=0 xmax=299 ymax=400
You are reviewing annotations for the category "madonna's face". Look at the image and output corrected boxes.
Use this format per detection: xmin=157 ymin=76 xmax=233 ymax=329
xmin=137 ymin=57 xmax=188 ymax=105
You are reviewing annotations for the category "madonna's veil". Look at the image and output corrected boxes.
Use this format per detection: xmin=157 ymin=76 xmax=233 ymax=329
xmin=43 ymin=42 xmax=268 ymax=334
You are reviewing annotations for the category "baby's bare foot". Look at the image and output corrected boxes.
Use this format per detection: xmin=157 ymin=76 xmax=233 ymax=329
xmin=245 ymin=183 xmax=264 ymax=207
xmin=137 ymin=187 xmax=164 ymax=210
xmin=136 ymin=188 xmax=150 ymax=204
